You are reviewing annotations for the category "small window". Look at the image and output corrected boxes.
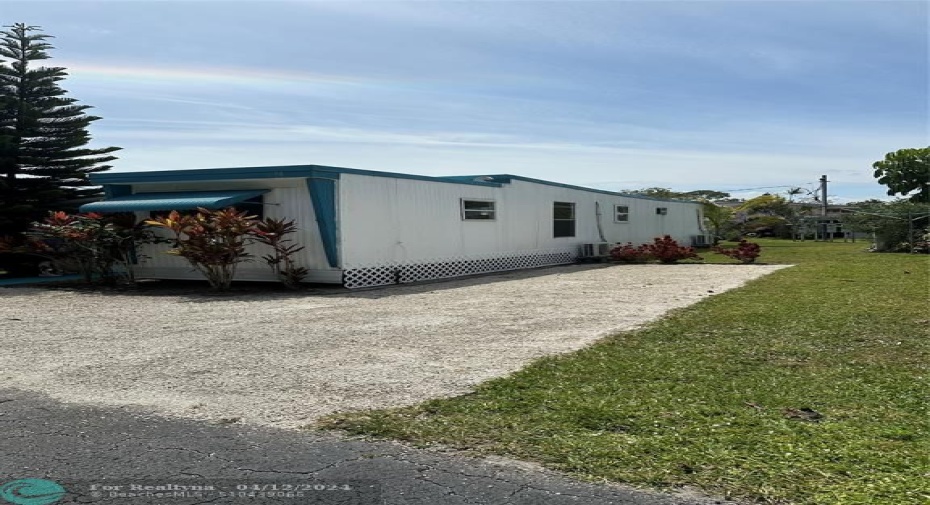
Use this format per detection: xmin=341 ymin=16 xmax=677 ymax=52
xmin=461 ymin=199 xmax=496 ymax=220
xmin=615 ymin=205 xmax=629 ymax=223
xmin=656 ymin=207 xmax=668 ymax=215
xmin=237 ymin=195 xmax=265 ymax=220
xmin=553 ymin=202 xmax=576 ymax=237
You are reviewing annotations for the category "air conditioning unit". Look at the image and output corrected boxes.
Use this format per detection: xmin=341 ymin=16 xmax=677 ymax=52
xmin=691 ymin=235 xmax=710 ymax=247
xmin=579 ymin=242 xmax=612 ymax=258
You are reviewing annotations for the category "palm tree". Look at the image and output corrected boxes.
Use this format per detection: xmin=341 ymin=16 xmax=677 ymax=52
xmin=701 ymin=201 xmax=734 ymax=245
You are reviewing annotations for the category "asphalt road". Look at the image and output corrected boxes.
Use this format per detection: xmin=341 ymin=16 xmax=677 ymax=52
xmin=0 ymin=389 xmax=736 ymax=505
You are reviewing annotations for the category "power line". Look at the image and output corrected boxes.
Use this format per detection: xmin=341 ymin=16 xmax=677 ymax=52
xmin=724 ymin=184 xmax=814 ymax=193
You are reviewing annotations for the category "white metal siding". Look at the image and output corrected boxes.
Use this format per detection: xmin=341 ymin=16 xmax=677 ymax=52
xmin=122 ymin=172 xmax=706 ymax=287
xmin=128 ymin=179 xmax=336 ymax=282
xmin=340 ymin=175 xmax=705 ymax=267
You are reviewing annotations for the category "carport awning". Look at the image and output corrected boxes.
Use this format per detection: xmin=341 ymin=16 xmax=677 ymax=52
xmin=79 ymin=189 xmax=268 ymax=213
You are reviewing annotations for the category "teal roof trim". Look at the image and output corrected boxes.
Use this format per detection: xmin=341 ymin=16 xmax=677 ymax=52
xmin=306 ymin=178 xmax=339 ymax=268
xmin=89 ymin=164 xmax=503 ymax=188
xmin=87 ymin=165 xmax=698 ymax=204
xmin=443 ymin=174 xmax=700 ymax=203
xmin=79 ymin=190 xmax=268 ymax=213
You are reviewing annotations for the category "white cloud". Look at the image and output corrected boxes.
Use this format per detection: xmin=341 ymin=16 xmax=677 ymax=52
xmin=98 ymin=119 xmax=897 ymax=197
xmin=6 ymin=0 xmax=917 ymax=206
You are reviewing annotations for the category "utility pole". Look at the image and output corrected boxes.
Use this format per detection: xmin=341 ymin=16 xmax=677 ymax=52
xmin=819 ymin=175 xmax=828 ymax=217
xmin=819 ymin=175 xmax=829 ymax=241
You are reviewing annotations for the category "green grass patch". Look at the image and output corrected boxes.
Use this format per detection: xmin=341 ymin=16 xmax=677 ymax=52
xmin=318 ymin=240 xmax=930 ymax=504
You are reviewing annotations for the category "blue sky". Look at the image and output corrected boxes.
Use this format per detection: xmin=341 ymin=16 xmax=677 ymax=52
xmin=3 ymin=1 xmax=927 ymax=202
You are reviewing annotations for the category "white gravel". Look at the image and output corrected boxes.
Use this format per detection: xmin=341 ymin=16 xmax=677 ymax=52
xmin=0 ymin=263 xmax=788 ymax=428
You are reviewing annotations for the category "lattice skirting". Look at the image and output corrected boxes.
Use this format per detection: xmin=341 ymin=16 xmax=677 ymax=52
xmin=343 ymin=249 xmax=576 ymax=289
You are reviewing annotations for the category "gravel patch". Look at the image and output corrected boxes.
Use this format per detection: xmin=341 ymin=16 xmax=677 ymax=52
xmin=0 ymin=263 xmax=788 ymax=429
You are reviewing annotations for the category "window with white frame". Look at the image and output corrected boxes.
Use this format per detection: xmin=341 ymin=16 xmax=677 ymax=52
xmin=615 ymin=205 xmax=629 ymax=222
xmin=553 ymin=201 xmax=576 ymax=237
xmin=461 ymin=199 xmax=496 ymax=220
xmin=656 ymin=207 xmax=668 ymax=215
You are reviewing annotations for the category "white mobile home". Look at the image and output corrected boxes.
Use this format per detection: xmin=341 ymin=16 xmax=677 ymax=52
xmin=82 ymin=165 xmax=709 ymax=288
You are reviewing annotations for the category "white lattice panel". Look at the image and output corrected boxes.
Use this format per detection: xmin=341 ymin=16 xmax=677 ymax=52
xmin=343 ymin=249 xmax=576 ymax=288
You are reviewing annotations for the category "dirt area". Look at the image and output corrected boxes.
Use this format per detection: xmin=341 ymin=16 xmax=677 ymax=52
xmin=0 ymin=263 xmax=788 ymax=429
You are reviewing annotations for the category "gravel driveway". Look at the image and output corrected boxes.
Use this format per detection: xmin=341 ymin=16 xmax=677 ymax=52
xmin=0 ymin=264 xmax=787 ymax=429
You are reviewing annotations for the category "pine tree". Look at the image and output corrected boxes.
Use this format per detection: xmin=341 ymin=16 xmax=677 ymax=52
xmin=0 ymin=23 xmax=120 ymax=235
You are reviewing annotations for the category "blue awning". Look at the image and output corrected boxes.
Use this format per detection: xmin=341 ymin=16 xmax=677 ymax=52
xmin=79 ymin=189 xmax=268 ymax=213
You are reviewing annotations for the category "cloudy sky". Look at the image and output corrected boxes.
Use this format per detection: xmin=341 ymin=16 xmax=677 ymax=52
xmin=3 ymin=1 xmax=927 ymax=202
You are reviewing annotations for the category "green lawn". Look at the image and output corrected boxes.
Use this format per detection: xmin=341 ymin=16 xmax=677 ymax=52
xmin=318 ymin=240 xmax=930 ymax=505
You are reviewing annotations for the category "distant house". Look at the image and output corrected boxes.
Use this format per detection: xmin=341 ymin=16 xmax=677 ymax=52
xmin=789 ymin=203 xmax=869 ymax=240
xmin=82 ymin=164 xmax=710 ymax=288
xmin=717 ymin=199 xmax=867 ymax=240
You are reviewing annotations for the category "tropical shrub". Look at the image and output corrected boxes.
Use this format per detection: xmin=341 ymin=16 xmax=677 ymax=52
xmin=0 ymin=235 xmax=57 ymax=277
xmin=700 ymin=201 xmax=735 ymax=245
xmin=0 ymin=236 xmax=17 ymax=253
xmin=842 ymin=200 xmax=930 ymax=252
xmin=913 ymin=229 xmax=930 ymax=254
xmin=646 ymin=235 xmax=702 ymax=264
xmin=609 ymin=242 xmax=653 ymax=263
xmin=26 ymin=211 xmax=160 ymax=282
xmin=146 ymin=208 xmax=257 ymax=290
xmin=743 ymin=215 xmax=791 ymax=239
xmin=251 ymin=217 xmax=308 ymax=288
xmin=713 ymin=240 xmax=762 ymax=264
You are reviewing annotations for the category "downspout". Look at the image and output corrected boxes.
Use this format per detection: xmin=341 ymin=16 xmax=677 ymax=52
xmin=595 ymin=201 xmax=607 ymax=242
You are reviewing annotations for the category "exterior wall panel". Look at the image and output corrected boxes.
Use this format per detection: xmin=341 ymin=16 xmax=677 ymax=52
xmin=339 ymin=175 xmax=706 ymax=287
xmin=98 ymin=167 xmax=706 ymax=288
xmin=129 ymin=179 xmax=336 ymax=282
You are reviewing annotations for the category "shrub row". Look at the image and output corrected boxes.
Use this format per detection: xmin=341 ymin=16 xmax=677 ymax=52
xmin=610 ymin=236 xmax=761 ymax=264
xmin=1 ymin=208 xmax=308 ymax=290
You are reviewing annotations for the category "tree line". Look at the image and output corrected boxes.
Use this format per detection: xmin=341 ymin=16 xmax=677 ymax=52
xmin=623 ymin=185 xmax=929 ymax=252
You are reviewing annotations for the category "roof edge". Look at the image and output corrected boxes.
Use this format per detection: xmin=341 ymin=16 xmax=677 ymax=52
xmin=90 ymin=164 xmax=503 ymax=188
xmin=451 ymin=174 xmax=702 ymax=203
xmin=91 ymin=164 xmax=700 ymax=204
